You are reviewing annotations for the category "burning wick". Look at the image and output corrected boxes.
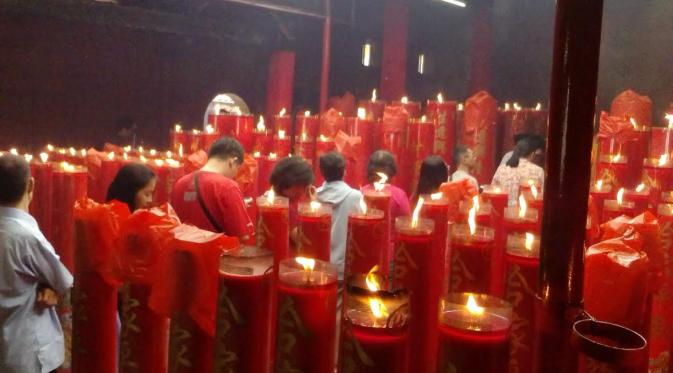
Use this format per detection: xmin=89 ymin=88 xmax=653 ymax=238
xmin=616 ymin=188 xmax=625 ymax=207
xmin=371 ymin=89 xmax=377 ymax=102
xmin=535 ymin=103 xmax=542 ymax=111
xmin=518 ymin=194 xmax=528 ymax=219
xmin=279 ymin=108 xmax=287 ymax=117
xmin=174 ymin=124 xmax=182 ymax=132
xmin=635 ymin=183 xmax=646 ymax=193
xmin=309 ymin=200 xmax=321 ymax=213
xmin=154 ymin=159 xmax=165 ymax=167
xmin=513 ymin=102 xmax=522 ymax=111
xmin=595 ymin=179 xmax=603 ymax=191
xmin=659 ymin=154 xmax=669 ymax=167
xmin=411 ymin=197 xmax=424 ymax=229
xmin=357 ymin=107 xmax=366 ymax=120
xmin=24 ymin=154 xmax=33 ymax=163
xmin=466 ymin=294 xmax=485 ymax=316
xmin=178 ymin=144 xmax=184 ymax=158
xmin=531 ymin=185 xmax=539 ymax=199
xmin=166 ymin=151 xmax=173 ymax=159
xmin=46 ymin=144 xmax=55 ymax=152
xmin=430 ymin=192 xmax=443 ymax=201
xmin=611 ymin=153 xmax=622 ymax=162
xmin=525 ymin=233 xmax=535 ymax=251
xmin=39 ymin=153 xmax=49 ymax=163
xmin=401 ymin=96 xmax=409 ymax=104
xmin=253 ymin=151 xmax=261 ymax=158
xmin=278 ymin=130 xmax=286 ymax=139
xmin=373 ymin=172 xmax=388 ymax=192
xmin=140 ymin=155 xmax=147 ymax=163
xmin=301 ymin=133 xmax=308 ymax=141
xmin=68 ymin=148 xmax=76 ymax=156
xmin=124 ymin=145 xmax=132 ymax=153
xmin=205 ymin=125 xmax=215 ymax=134
xmin=319 ymin=134 xmax=328 ymax=142
xmin=359 ymin=198 xmax=368 ymax=214
xmin=630 ymin=117 xmax=637 ymax=129
xmin=269 ymin=152 xmax=278 ymax=160
xmin=107 ymin=152 xmax=115 ymax=161
xmin=437 ymin=93 xmax=444 ymax=103
xmin=296 ymin=256 xmax=316 ymax=283
xmin=257 ymin=116 xmax=266 ymax=131
xmin=304 ymin=110 xmax=311 ymax=117
xmin=458 ymin=103 xmax=464 ymax=111
xmin=504 ymin=102 xmax=511 ymax=110
xmin=266 ymin=189 xmax=275 ymax=204
xmin=123 ymin=153 xmax=128 ymax=161
xmin=9 ymin=148 xmax=18 ymax=155
xmin=366 ymin=266 xmax=381 ymax=291
xmin=421 ymin=115 xmax=427 ymax=122
xmin=472 ymin=195 xmax=480 ymax=212
xmin=666 ymin=114 xmax=673 ymax=129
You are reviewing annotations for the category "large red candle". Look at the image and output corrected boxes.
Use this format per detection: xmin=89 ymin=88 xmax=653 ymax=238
xmin=482 ymin=185 xmax=510 ymax=296
xmin=210 ymin=113 xmax=254 ymax=151
xmin=436 ymin=293 xmax=512 ymax=373
xmin=169 ymin=125 xmax=189 ymax=154
xmin=624 ymin=183 xmax=653 ymax=214
xmin=202 ymin=125 xmax=220 ymax=152
xmin=596 ymin=154 xmax=630 ymax=190
xmin=256 ymin=192 xmax=290 ymax=274
xmin=643 ymin=157 xmax=673 ymax=193
xmin=257 ymin=154 xmax=279 ymax=193
xmin=408 ymin=117 xmax=436 ymax=191
xmin=346 ymin=206 xmax=387 ymax=278
xmin=590 ymin=180 xmax=613 ymax=224
xmin=426 ymin=96 xmax=457 ymax=163
xmin=273 ymin=112 xmax=292 ymax=135
xmin=52 ymin=163 xmax=88 ymax=271
xmin=294 ymin=134 xmax=316 ymax=165
xmin=649 ymin=126 xmax=673 ymax=158
xmin=461 ymin=91 xmax=498 ymax=184
xmin=394 ymin=97 xmax=422 ymax=118
xmin=602 ymin=189 xmax=636 ymax=223
xmin=499 ymin=104 xmax=529 ymax=156
xmin=362 ymin=184 xmax=392 ymax=268
xmin=99 ymin=152 xmax=121 ymax=202
xmin=504 ymin=232 xmax=540 ymax=373
xmin=273 ymin=131 xmax=291 ymax=158
xmin=296 ymin=112 xmax=320 ymax=139
xmin=339 ymin=277 xmax=410 ymax=372
xmin=295 ymin=201 xmax=332 ymax=261
xmin=393 ymin=215 xmax=436 ymax=373
xmin=527 ymin=104 xmax=548 ymax=138
xmin=420 ymin=194 xmax=450 ymax=290
xmin=622 ymin=126 xmax=650 ymax=189
xmin=347 ymin=113 xmax=375 ymax=160
xmin=214 ymin=247 xmax=274 ymax=373
xmin=251 ymin=117 xmax=273 ymax=154
xmin=275 ymin=258 xmax=338 ymax=372
xmin=29 ymin=154 xmax=53 ymax=240
xmin=449 ymin=223 xmax=496 ymax=294
xmin=359 ymin=90 xmax=386 ymax=121
xmin=652 ymin=203 xmax=673 ymax=370
xmin=188 ymin=130 xmax=205 ymax=153
xmin=153 ymin=159 xmax=185 ymax=206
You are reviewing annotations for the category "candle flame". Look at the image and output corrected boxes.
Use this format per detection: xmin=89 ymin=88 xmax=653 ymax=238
xmin=279 ymin=108 xmax=286 ymax=116
xmin=138 ymin=146 xmax=144 ymax=153
xmin=154 ymin=159 xmax=164 ymax=167
xmin=39 ymin=153 xmax=49 ymax=163
xmin=277 ymin=130 xmax=286 ymax=139
xmin=535 ymin=103 xmax=542 ymax=111
xmin=295 ymin=257 xmax=315 ymax=271
xmin=301 ymin=133 xmax=308 ymax=141
xmin=472 ymin=195 xmax=480 ymax=212
xmin=518 ymin=194 xmax=528 ymax=219
xmin=253 ymin=151 xmax=261 ymax=158
xmin=319 ymin=134 xmax=328 ymax=142
xmin=466 ymin=294 xmax=485 ymax=315
xmin=192 ymin=129 xmax=200 ymax=135
xmin=178 ymin=144 xmax=184 ymax=158
xmin=304 ymin=110 xmax=311 ymax=117
xmin=310 ymin=200 xmax=321 ymax=213
xmin=513 ymin=102 xmax=522 ymax=111
xmin=257 ymin=116 xmax=266 ymax=131
xmin=166 ymin=151 xmax=173 ymax=159
xmin=458 ymin=103 xmax=464 ymax=110
xmin=269 ymin=152 xmax=278 ymax=160
xmin=166 ymin=159 xmax=180 ymax=168
xmin=150 ymin=149 xmax=157 ymax=156
xmin=266 ymin=189 xmax=275 ymax=203
xmin=123 ymin=145 xmax=132 ymax=153
xmin=595 ymin=179 xmax=603 ymax=191
xmin=9 ymin=148 xmax=18 ymax=155
xmin=401 ymin=96 xmax=409 ymax=104
xmin=365 ymin=265 xmax=381 ymax=291
xmin=175 ymin=124 xmax=182 ymax=132
xmin=68 ymin=147 xmax=76 ymax=156
xmin=659 ymin=154 xmax=669 ymax=166
xmin=205 ymin=124 xmax=215 ymax=134
xmin=140 ymin=155 xmax=147 ymax=163
xmin=46 ymin=144 xmax=54 ymax=152
xmin=525 ymin=233 xmax=535 ymax=251
xmin=617 ymin=188 xmax=625 ymax=206
xmin=80 ymin=149 xmax=87 ymax=157
xmin=411 ymin=197 xmax=424 ymax=229
xmin=635 ymin=183 xmax=645 ymax=193
xmin=357 ymin=107 xmax=366 ymax=120
xmin=629 ymin=117 xmax=637 ymax=129
xmin=531 ymin=184 xmax=539 ymax=199
xmin=60 ymin=162 xmax=75 ymax=172
xmin=430 ymin=192 xmax=443 ymax=201
xmin=107 ymin=152 xmax=115 ymax=161
xmin=123 ymin=152 xmax=128 ymax=161
xmin=437 ymin=93 xmax=444 ymax=103
xmin=368 ymin=297 xmax=389 ymax=320
xmin=611 ymin=153 xmax=622 ymax=162
xmin=58 ymin=149 xmax=66 ymax=155
xmin=359 ymin=198 xmax=368 ymax=214
xmin=421 ymin=115 xmax=427 ymax=122
xmin=505 ymin=102 xmax=511 ymax=110
xmin=468 ymin=203 xmax=477 ymax=235
xmin=24 ymin=154 xmax=33 ymax=163
xmin=371 ymin=89 xmax=377 ymax=102
xmin=374 ymin=172 xmax=388 ymax=192
xmin=666 ymin=114 xmax=673 ymax=129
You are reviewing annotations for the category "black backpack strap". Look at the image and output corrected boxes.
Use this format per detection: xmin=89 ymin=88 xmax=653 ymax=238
xmin=193 ymin=172 xmax=224 ymax=233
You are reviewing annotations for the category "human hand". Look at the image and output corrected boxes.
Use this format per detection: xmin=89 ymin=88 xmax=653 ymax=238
xmin=36 ymin=287 xmax=59 ymax=308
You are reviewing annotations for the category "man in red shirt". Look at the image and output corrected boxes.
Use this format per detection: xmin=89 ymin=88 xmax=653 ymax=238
xmin=171 ymin=137 xmax=253 ymax=239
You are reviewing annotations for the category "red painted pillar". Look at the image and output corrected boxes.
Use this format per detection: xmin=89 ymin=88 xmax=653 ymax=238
xmin=469 ymin=0 xmax=494 ymax=93
xmin=535 ymin=0 xmax=604 ymax=372
xmin=319 ymin=1 xmax=332 ymax=112
xmin=266 ymin=50 xmax=296 ymax=117
xmin=380 ymin=0 xmax=409 ymax=101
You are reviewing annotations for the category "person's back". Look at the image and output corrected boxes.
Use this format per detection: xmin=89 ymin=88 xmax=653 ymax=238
xmin=0 ymin=154 xmax=73 ymax=373
xmin=171 ymin=137 xmax=252 ymax=237
xmin=316 ymin=152 xmax=362 ymax=278
xmin=492 ymin=138 xmax=545 ymax=204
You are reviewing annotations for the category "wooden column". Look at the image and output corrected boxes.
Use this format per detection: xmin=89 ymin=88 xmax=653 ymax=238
xmin=535 ymin=0 xmax=604 ymax=372
xmin=379 ymin=0 xmax=409 ymax=101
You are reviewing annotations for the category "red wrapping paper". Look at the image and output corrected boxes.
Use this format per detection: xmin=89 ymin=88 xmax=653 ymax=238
xmin=610 ymin=89 xmax=653 ymax=126
xmin=438 ymin=179 xmax=479 ymax=223
xmin=461 ymin=91 xmax=498 ymax=184
xmin=335 ymin=131 xmax=367 ymax=189
xmin=426 ymin=99 xmax=457 ymax=163
xmin=30 ymin=160 xmax=53 ymax=240
xmin=320 ymin=108 xmax=346 ymax=138
xmin=209 ymin=114 xmax=254 ymax=151
xmin=149 ymin=225 xmax=239 ymax=373
xmin=72 ymin=199 xmax=131 ymax=373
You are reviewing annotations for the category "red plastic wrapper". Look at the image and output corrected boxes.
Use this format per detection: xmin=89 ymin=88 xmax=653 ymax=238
xmin=439 ymin=179 xmax=479 ymax=222
xmin=72 ymin=199 xmax=131 ymax=373
xmin=234 ymin=154 xmax=259 ymax=199
xmin=584 ymin=230 xmax=650 ymax=333
xmin=319 ymin=108 xmax=347 ymax=138
xmin=461 ymin=91 xmax=498 ymax=184
xmin=610 ymin=89 xmax=653 ymax=126
xmin=382 ymin=105 xmax=409 ymax=134
xmin=184 ymin=150 xmax=208 ymax=174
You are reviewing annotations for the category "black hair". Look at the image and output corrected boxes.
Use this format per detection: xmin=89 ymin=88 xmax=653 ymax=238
xmin=367 ymin=150 xmax=397 ymax=183
xmin=208 ymin=137 xmax=244 ymax=164
xmin=506 ymin=137 xmax=536 ymax=168
xmin=319 ymin=152 xmax=346 ymax=182
xmin=415 ymin=156 xmax=448 ymax=197
xmin=513 ymin=133 xmax=530 ymax=145
xmin=528 ymin=134 xmax=545 ymax=153
xmin=452 ymin=145 xmax=470 ymax=169
xmin=106 ymin=163 xmax=156 ymax=211
xmin=0 ymin=154 xmax=30 ymax=205
xmin=270 ymin=156 xmax=315 ymax=193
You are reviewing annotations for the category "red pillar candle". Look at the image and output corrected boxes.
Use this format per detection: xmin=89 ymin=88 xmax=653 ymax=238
xmin=294 ymin=133 xmax=316 ymax=165
xmin=273 ymin=130 xmax=291 ymax=158
xmin=52 ymin=163 xmax=88 ymax=271
xmin=295 ymin=201 xmax=332 ymax=261
xmin=214 ymin=247 xmax=274 ymax=373
xmin=252 ymin=116 xmax=273 ymax=154
xmin=187 ymin=129 xmax=204 ymax=153
xmin=211 ymin=114 xmax=255 ymax=151
xmin=257 ymin=153 xmax=279 ymax=193
xmin=99 ymin=152 xmax=121 ymax=202
xmin=256 ymin=191 xmax=289 ymax=274
xmin=624 ymin=183 xmax=652 ymax=214
xmin=504 ymin=232 xmax=540 ymax=373
xmin=339 ymin=276 xmax=410 ymax=372
xmin=456 ymin=103 xmax=465 ymax=138
xmin=649 ymin=125 xmax=673 ymax=159
xmin=602 ymin=188 xmax=636 ymax=223
xmin=596 ymin=154 xmax=629 ymax=190
xmin=437 ymin=293 xmax=513 ymax=373
xmin=153 ymin=159 xmax=185 ymax=206
xmin=589 ymin=180 xmax=613 ymax=225
xmin=347 ymin=111 xmax=375 ymax=159
xmin=169 ymin=124 xmax=189 ymax=154
xmin=408 ymin=116 xmax=436 ymax=192
xmin=296 ymin=111 xmax=320 ymax=139
xmin=461 ymin=91 xmax=498 ymax=184
xmin=359 ymin=92 xmax=386 ymax=121
xmin=346 ymin=205 xmax=387 ymax=278
xmin=202 ymin=125 xmax=220 ymax=152
xmin=275 ymin=257 xmax=338 ymax=372
xmin=622 ymin=126 xmax=650 ymax=189
xmin=449 ymin=222 xmax=496 ymax=294
xmin=362 ymin=183 xmax=392 ymax=269
xmin=393 ymin=214 xmax=436 ymax=373
xmin=420 ymin=193 xmax=450 ymax=290
xmin=273 ymin=110 xmax=292 ymax=135
xmin=482 ymin=185 xmax=510 ymax=296
xmin=643 ymin=157 xmax=673 ymax=193
xmin=499 ymin=104 xmax=529 ymax=157
xmin=29 ymin=153 xmax=53 ymax=240
xmin=426 ymin=95 xmax=457 ymax=163
xmin=394 ymin=97 xmax=422 ymax=118
xmin=652 ymin=203 xmax=673 ymax=370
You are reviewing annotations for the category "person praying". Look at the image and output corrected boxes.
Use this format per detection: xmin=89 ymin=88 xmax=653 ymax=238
xmin=171 ymin=137 xmax=253 ymax=239
xmin=0 ymin=154 xmax=73 ymax=373
xmin=492 ymin=136 xmax=545 ymax=205
xmin=500 ymin=133 xmax=545 ymax=167
xmin=450 ymin=145 xmax=479 ymax=190
xmin=269 ymin=156 xmax=316 ymax=227
xmin=411 ymin=155 xmax=449 ymax=204
xmin=106 ymin=163 xmax=157 ymax=211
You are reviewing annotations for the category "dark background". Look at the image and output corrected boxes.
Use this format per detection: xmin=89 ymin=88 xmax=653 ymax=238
xmin=0 ymin=0 xmax=671 ymax=149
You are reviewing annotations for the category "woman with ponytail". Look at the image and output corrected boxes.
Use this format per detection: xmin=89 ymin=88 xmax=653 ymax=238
xmin=492 ymin=137 xmax=545 ymax=204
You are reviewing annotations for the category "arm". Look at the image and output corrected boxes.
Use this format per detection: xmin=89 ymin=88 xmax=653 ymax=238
xmin=20 ymin=237 xmax=73 ymax=296
xmin=218 ymin=184 xmax=254 ymax=239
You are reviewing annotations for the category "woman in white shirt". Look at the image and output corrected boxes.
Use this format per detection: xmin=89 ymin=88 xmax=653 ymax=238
xmin=492 ymin=137 xmax=545 ymax=204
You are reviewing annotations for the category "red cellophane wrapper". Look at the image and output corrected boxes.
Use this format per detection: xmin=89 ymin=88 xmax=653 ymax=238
xmin=382 ymin=105 xmax=409 ymax=135
xmin=320 ymin=108 xmax=347 ymax=138
xmin=439 ymin=179 xmax=479 ymax=222
xmin=149 ymin=225 xmax=239 ymax=373
xmin=335 ymin=131 xmax=367 ymax=188
xmin=184 ymin=150 xmax=208 ymax=174
xmin=235 ymin=154 xmax=259 ymax=198
xmin=461 ymin=91 xmax=498 ymax=184
xmin=597 ymin=111 xmax=639 ymax=151
xmin=115 ymin=205 xmax=180 ymax=373
xmin=72 ymin=199 xmax=131 ymax=373
xmin=584 ymin=230 xmax=650 ymax=332
xmin=610 ymin=89 xmax=653 ymax=126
